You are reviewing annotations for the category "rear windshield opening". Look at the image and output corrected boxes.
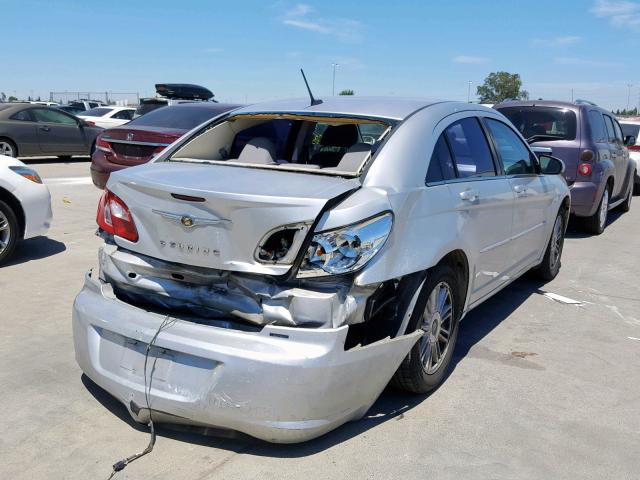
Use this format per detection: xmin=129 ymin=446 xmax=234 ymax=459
xmin=621 ymin=123 xmax=640 ymax=140
xmin=166 ymin=114 xmax=393 ymax=176
xmin=498 ymin=106 xmax=577 ymax=142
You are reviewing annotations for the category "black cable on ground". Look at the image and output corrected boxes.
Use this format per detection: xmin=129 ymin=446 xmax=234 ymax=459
xmin=106 ymin=315 xmax=175 ymax=479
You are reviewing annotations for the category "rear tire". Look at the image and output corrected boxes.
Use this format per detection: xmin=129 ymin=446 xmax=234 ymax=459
xmin=0 ymin=200 xmax=19 ymax=265
xmin=535 ymin=209 xmax=566 ymax=281
xmin=0 ymin=138 xmax=18 ymax=158
xmin=583 ymin=186 xmax=609 ymax=235
xmin=392 ymin=265 xmax=461 ymax=393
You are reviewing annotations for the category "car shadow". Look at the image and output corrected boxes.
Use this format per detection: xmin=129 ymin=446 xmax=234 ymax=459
xmin=19 ymin=156 xmax=90 ymax=165
xmin=81 ymin=278 xmax=544 ymax=457
xmin=565 ymin=210 xmax=624 ymax=239
xmin=3 ymin=236 xmax=66 ymax=266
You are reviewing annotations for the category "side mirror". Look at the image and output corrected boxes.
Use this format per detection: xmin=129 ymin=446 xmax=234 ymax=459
xmin=624 ymin=135 xmax=636 ymax=146
xmin=538 ymin=154 xmax=565 ymax=175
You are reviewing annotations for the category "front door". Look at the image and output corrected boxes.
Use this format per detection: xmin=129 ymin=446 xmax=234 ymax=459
xmin=437 ymin=117 xmax=515 ymax=304
xmin=483 ymin=118 xmax=555 ymax=269
xmin=31 ymin=108 xmax=86 ymax=154
xmin=603 ymin=114 xmax=625 ymax=198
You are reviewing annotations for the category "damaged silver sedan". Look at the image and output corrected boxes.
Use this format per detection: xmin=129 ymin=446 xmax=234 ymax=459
xmin=73 ymin=97 xmax=570 ymax=442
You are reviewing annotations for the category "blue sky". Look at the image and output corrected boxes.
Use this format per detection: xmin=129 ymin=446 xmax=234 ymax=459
xmin=2 ymin=0 xmax=640 ymax=109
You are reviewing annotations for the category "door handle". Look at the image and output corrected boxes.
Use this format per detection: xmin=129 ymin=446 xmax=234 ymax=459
xmin=39 ymin=126 xmax=50 ymax=132
xmin=513 ymin=184 xmax=528 ymax=195
xmin=459 ymin=189 xmax=480 ymax=202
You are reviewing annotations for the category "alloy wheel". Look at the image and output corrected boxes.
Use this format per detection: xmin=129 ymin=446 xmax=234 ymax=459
xmin=599 ymin=189 xmax=609 ymax=230
xmin=0 ymin=210 xmax=11 ymax=255
xmin=418 ymin=282 xmax=454 ymax=374
xmin=549 ymin=214 xmax=564 ymax=269
xmin=0 ymin=141 xmax=15 ymax=157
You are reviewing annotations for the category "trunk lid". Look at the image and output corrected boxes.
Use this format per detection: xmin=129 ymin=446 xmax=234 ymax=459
xmin=107 ymin=162 xmax=360 ymax=275
xmin=101 ymin=126 xmax=185 ymax=166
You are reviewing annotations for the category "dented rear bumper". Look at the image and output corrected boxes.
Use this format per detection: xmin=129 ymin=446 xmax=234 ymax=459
xmin=73 ymin=271 xmax=421 ymax=443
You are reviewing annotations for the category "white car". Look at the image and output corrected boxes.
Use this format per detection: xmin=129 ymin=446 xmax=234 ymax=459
xmin=73 ymin=97 xmax=570 ymax=443
xmin=78 ymin=106 xmax=136 ymax=129
xmin=0 ymin=156 xmax=52 ymax=264
xmin=620 ymin=119 xmax=640 ymax=192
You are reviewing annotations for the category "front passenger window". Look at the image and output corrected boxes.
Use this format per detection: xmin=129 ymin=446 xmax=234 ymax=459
xmin=444 ymin=118 xmax=495 ymax=178
xmin=32 ymin=109 xmax=78 ymax=125
xmin=485 ymin=118 xmax=537 ymax=175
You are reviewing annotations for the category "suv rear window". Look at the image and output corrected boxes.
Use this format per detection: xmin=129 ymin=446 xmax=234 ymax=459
xmin=621 ymin=123 xmax=640 ymax=140
xmin=497 ymin=106 xmax=577 ymax=142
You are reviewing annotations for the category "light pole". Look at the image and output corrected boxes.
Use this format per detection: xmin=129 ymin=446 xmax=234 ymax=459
xmin=627 ymin=83 xmax=633 ymax=111
xmin=467 ymin=81 xmax=472 ymax=103
xmin=332 ymin=63 xmax=340 ymax=96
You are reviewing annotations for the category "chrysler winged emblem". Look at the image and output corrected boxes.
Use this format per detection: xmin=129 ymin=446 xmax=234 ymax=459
xmin=152 ymin=209 xmax=231 ymax=228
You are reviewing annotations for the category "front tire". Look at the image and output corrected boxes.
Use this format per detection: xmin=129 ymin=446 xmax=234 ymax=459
xmin=583 ymin=186 xmax=609 ymax=235
xmin=536 ymin=209 xmax=566 ymax=281
xmin=392 ymin=265 xmax=461 ymax=393
xmin=0 ymin=200 xmax=19 ymax=265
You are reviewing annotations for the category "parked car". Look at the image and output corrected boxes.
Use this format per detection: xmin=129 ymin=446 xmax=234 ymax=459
xmin=67 ymin=100 xmax=108 ymax=112
xmin=0 ymin=156 xmax=52 ymax=264
xmin=73 ymin=97 xmax=570 ymax=443
xmin=619 ymin=118 xmax=640 ymax=193
xmin=77 ymin=106 xmax=136 ymax=129
xmin=29 ymin=101 xmax=59 ymax=106
xmin=90 ymin=102 xmax=240 ymax=188
xmin=56 ymin=105 xmax=86 ymax=116
xmin=135 ymin=83 xmax=215 ymax=117
xmin=495 ymin=100 xmax=636 ymax=234
xmin=0 ymin=104 xmax=103 ymax=159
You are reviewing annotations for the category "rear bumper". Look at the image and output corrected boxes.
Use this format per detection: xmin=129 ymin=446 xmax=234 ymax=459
xmin=569 ymin=181 xmax=602 ymax=217
xmin=73 ymin=271 xmax=420 ymax=443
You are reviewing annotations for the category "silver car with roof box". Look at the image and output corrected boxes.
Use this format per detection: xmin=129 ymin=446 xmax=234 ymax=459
xmin=73 ymin=96 xmax=570 ymax=443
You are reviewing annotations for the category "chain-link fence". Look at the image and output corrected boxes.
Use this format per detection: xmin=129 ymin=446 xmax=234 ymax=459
xmin=48 ymin=91 xmax=140 ymax=106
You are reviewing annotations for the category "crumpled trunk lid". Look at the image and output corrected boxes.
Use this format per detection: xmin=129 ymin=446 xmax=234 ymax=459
xmin=107 ymin=161 xmax=359 ymax=275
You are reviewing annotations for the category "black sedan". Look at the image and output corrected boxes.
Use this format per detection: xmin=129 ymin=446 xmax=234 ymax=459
xmin=0 ymin=103 xmax=103 ymax=159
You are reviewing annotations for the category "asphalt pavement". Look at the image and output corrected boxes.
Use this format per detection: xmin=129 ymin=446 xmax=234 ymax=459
xmin=1 ymin=157 xmax=639 ymax=479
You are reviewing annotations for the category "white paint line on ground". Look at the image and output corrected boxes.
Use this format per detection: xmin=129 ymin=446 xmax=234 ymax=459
xmin=628 ymin=337 xmax=640 ymax=341
xmin=44 ymin=177 xmax=93 ymax=186
xmin=541 ymin=292 xmax=586 ymax=306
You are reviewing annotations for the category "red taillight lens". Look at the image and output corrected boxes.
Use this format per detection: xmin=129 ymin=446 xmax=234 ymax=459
xmin=96 ymin=134 xmax=112 ymax=153
xmin=96 ymin=189 xmax=138 ymax=242
xmin=578 ymin=163 xmax=593 ymax=176
xmin=628 ymin=145 xmax=640 ymax=151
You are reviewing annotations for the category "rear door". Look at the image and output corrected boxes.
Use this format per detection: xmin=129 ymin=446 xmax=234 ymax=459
xmin=483 ymin=117 xmax=555 ymax=269
xmin=436 ymin=117 xmax=515 ymax=304
xmin=603 ymin=114 xmax=624 ymax=197
xmin=31 ymin=108 xmax=87 ymax=154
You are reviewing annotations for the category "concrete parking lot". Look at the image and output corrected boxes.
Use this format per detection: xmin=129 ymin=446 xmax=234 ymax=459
xmin=1 ymin=158 xmax=639 ymax=479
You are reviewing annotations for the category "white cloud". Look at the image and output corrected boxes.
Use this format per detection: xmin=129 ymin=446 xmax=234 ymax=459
xmin=531 ymin=36 xmax=582 ymax=47
xmin=281 ymin=3 xmax=362 ymax=42
xmin=591 ymin=0 xmax=640 ymax=29
xmin=451 ymin=55 xmax=490 ymax=65
xmin=554 ymin=56 xmax=622 ymax=67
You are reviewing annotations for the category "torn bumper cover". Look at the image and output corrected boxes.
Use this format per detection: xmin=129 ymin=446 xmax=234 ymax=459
xmin=73 ymin=271 xmax=421 ymax=443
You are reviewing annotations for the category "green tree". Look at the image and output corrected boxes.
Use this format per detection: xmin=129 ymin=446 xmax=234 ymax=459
xmin=8 ymin=95 xmax=18 ymax=102
xmin=476 ymin=71 xmax=528 ymax=103
xmin=338 ymin=89 xmax=354 ymax=96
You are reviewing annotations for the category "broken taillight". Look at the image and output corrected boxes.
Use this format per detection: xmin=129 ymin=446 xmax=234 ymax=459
xmin=96 ymin=189 xmax=139 ymax=242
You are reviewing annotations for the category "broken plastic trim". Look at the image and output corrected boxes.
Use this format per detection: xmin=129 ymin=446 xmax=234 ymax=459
xmin=254 ymin=222 xmax=310 ymax=264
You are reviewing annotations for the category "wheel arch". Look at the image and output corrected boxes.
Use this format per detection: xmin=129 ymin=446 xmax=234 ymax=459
xmin=434 ymin=249 xmax=470 ymax=314
xmin=0 ymin=136 xmax=18 ymax=157
xmin=0 ymin=186 xmax=25 ymax=239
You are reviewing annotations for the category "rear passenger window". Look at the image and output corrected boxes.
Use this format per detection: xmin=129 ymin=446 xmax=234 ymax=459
xmin=10 ymin=110 xmax=33 ymax=122
xmin=426 ymin=135 xmax=456 ymax=183
xmin=444 ymin=118 xmax=495 ymax=177
xmin=484 ymin=118 xmax=537 ymax=175
xmin=603 ymin=115 xmax=616 ymax=143
xmin=588 ymin=110 xmax=607 ymax=143
xmin=613 ymin=121 xmax=624 ymax=143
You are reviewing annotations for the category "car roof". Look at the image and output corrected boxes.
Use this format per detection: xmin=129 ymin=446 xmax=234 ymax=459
xmin=230 ymin=97 xmax=442 ymax=121
xmin=495 ymin=99 xmax=616 ymax=115
xmin=163 ymin=102 xmax=242 ymax=111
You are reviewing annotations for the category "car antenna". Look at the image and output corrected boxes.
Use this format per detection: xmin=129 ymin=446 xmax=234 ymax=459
xmin=300 ymin=69 xmax=322 ymax=106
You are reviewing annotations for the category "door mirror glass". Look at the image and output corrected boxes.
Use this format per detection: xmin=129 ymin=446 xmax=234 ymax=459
xmin=624 ymin=135 xmax=636 ymax=146
xmin=538 ymin=155 xmax=565 ymax=175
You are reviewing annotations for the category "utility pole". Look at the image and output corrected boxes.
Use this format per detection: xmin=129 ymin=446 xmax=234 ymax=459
xmin=571 ymin=88 xmax=574 ymax=102
xmin=627 ymin=83 xmax=633 ymax=111
xmin=332 ymin=63 xmax=339 ymax=96
xmin=467 ymin=81 xmax=472 ymax=103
